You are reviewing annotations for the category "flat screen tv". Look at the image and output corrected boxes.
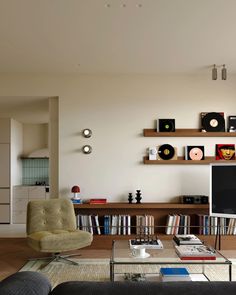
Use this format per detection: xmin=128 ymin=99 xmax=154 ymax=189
xmin=210 ymin=163 xmax=236 ymax=218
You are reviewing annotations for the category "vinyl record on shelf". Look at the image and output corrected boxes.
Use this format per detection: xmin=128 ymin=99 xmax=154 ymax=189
xmin=187 ymin=146 xmax=204 ymax=160
xmin=159 ymin=119 xmax=175 ymax=132
xmin=201 ymin=112 xmax=225 ymax=132
xmin=158 ymin=144 xmax=175 ymax=160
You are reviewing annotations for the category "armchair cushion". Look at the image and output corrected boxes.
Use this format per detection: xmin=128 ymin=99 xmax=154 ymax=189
xmin=28 ymin=229 xmax=93 ymax=252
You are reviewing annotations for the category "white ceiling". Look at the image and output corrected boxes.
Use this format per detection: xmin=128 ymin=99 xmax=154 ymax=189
xmin=0 ymin=0 xmax=236 ymax=74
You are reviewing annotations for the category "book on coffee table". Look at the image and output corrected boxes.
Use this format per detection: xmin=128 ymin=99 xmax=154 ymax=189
xmin=160 ymin=267 xmax=191 ymax=281
xmin=175 ymin=245 xmax=216 ymax=260
xmin=173 ymin=234 xmax=203 ymax=245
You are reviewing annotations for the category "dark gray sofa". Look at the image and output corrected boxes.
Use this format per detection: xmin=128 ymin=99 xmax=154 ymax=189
xmin=1 ymin=271 xmax=236 ymax=295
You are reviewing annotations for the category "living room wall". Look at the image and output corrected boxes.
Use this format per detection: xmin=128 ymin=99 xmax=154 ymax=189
xmin=0 ymin=74 xmax=236 ymax=202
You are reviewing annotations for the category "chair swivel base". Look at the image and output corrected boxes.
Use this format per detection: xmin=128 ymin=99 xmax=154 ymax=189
xmin=28 ymin=253 xmax=81 ymax=269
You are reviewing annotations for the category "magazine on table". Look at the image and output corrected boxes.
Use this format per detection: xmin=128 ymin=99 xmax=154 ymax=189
xmin=173 ymin=234 xmax=203 ymax=245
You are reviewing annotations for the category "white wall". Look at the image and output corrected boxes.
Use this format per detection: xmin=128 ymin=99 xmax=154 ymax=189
xmin=0 ymin=74 xmax=236 ymax=202
xmin=23 ymin=123 xmax=48 ymax=156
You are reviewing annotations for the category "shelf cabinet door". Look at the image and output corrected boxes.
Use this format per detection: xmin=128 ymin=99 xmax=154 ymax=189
xmin=0 ymin=188 xmax=10 ymax=203
xmin=0 ymin=204 xmax=10 ymax=223
xmin=0 ymin=144 xmax=10 ymax=187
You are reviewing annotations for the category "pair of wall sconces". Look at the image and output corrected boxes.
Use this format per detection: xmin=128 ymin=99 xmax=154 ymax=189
xmin=82 ymin=129 xmax=92 ymax=154
xmin=212 ymin=64 xmax=227 ymax=80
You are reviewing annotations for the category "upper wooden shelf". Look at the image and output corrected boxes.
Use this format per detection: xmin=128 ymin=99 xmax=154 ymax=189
xmin=143 ymin=128 xmax=236 ymax=137
xmin=73 ymin=202 xmax=208 ymax=209
xmin=143 ymin=156 xmax=236 ymax=165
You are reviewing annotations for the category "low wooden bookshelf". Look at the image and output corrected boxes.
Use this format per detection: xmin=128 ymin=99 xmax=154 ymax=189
xmin=73 ymin=202 xmax=236 ymax=250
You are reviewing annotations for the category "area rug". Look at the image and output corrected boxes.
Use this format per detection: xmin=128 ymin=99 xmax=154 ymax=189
xmin=20 ymin=258 xmax=235 ymax=288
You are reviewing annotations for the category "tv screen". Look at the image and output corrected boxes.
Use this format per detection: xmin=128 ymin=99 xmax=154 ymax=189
xmin=210 ymin=163 xmax=236 ymax=218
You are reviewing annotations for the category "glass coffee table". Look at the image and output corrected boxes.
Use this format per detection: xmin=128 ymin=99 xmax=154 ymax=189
xmin=110 ymin=240 xmax=232 ymax=282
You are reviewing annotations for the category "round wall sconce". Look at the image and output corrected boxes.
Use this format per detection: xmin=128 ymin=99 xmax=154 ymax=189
xmin=82 ymin=145 xmax=92 ymax=154
xmin=82 ymin=128 xmax=92 ymax=138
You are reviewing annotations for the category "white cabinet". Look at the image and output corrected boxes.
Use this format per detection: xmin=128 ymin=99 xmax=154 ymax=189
xmin=0 ymin=143 xmax=10 ymax=223
xmin=0 ymin=205 xmax=10 ymax=223
xmin=0 ymin=187 xmax=10 ymax=223
xmin=13 ymin=186 xmax=49 ymax=224
xmin=0 ymin=144 xmax=10 ymax=187
xmin=0 ymin=118 xmax=23 ymax=223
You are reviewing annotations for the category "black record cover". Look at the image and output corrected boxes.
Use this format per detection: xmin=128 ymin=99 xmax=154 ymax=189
xmin=159 ymin=119 xmax=175 ymax=132
xmin=201 ymin=112 xmax=225 ymax=132
xmin=186 ymin=146 xmax=205 ymax=160
xmin=228 ymin=116 xmax=236 ymax=132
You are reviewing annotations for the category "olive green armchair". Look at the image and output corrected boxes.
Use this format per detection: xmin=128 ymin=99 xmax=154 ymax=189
xmin=26 ymin=198 xmax=93 ymax=266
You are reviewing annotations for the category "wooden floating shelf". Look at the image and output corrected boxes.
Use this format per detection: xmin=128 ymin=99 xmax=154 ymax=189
xmin=143 ymin=156 xmax=236 ymax=165
xmin=143 ymin=128 xmax=236 ymax=137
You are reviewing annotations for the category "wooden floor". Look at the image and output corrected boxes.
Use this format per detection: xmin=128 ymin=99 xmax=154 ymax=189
xmin=0 ymin=238 xmax=110 ymax=280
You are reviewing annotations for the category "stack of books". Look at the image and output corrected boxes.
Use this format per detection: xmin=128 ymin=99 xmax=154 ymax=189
xmin=173 ymin=234 xmax=202 ymax=245
xmin=160 ymin=267 xmax=191 ymax=281
xmin=71 ymin=198 xmax=82 ymax=204
xmin=89 ymin=198 xmax=107 ymax=204
xmin=175 ymin=245 xmax=216 ymax=260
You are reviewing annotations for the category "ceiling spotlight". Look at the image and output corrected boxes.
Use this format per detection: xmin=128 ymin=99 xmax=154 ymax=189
xmin=212 ymin=64 xmax=217 ymax=80
xmin=222 ymin=64 xmax=227 ymax=80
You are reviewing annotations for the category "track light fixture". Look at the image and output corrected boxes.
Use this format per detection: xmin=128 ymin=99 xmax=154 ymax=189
xmin=212 ymin=64 xmax=217 ymax=80
xmin=212 ymin=64 xmax=227 ymax=80
xmin=222 ymin=64 xmax=227 ymax=80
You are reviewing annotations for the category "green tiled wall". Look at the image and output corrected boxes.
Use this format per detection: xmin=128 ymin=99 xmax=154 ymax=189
xmin=22 ymin=158 xmax=49 ymax=185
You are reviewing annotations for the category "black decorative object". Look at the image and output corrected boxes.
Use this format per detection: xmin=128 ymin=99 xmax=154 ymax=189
xmin=135 ymin=190 xmax=142 ymax=204
xmin=128 ymin=193 xmax=133 ymax=204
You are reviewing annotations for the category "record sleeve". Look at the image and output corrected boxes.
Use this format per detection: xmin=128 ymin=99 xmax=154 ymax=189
xmin=201 ymin=112 xmax=225 ymax=132
xmin=228 ymin=116 xmax=236 ymax=132
xmin=158 ymin=119 xmax=175 ymax=132
xmin=215 ymin=144 xmax=235 ymax=160
xmin=185 ymin=146 xmax=204 ymax=160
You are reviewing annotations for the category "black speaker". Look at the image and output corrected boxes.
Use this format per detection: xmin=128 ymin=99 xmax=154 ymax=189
xmin=180 ymin=195 xmax=209 ymax=204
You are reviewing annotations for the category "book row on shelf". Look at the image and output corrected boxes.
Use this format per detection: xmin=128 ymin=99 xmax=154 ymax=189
xmin=165 ymin=214 xmax=191 ymax=235
xmin=76 ymin=214 xmax=236 ymax=236
xmin=197 ymin=215 xmax=236 ymax=235
xmin=76 ymin=214 xmax=155 ymax=235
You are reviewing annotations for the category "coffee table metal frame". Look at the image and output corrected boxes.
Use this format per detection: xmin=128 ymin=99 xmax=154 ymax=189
xmin=110 ymin=240 xmax=232 ymax=282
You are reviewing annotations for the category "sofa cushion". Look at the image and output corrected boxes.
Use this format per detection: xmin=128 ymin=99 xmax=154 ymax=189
xmin=50 ymin=281 xmax=236 ymax=295
xmin=0 ymin=271 xmax=51 ymax=295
